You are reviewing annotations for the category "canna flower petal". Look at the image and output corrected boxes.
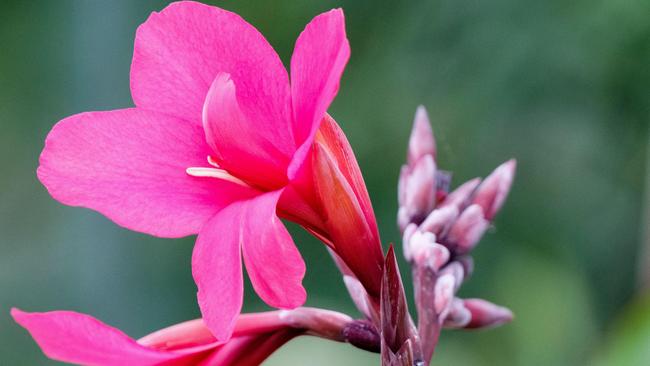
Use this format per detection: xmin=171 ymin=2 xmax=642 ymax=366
xmin=202 ymin=73 xmax=292 ymax=189
xmin=11 ymin=309 xmax=213 ymax=366
xmin=193 ymin=191 xmax=306 ymax=341
xmin=192 ymin=210 xmax=244 ymax=342
xmin=312 ymin=142 xmax=383 ymax=297
xmin=131 ymin=1 xmax=291 ymax=128
xmin=37 ymin=109 xmax=256 ymax=238
xmin=288 ymin=8 xmax=350 ymax=177
xmin=315 ymin=115 xmax=380 ymax=242
xmin=240 ymin=191 xmax=307 ymax=310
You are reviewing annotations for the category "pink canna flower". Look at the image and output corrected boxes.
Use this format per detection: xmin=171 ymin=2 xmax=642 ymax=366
xmin=11 ymin=307 xmax=355 ymax=366
xmin=37 ymin=1 xmax=383 ymax=342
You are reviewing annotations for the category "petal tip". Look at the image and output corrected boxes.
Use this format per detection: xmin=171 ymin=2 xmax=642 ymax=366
xmin=10 ymin=307 xmax=26 ymax=322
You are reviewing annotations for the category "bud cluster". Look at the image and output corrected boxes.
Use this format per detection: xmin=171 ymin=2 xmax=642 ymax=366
xmin=398 ymin=107 xmax=516 ymax=364
xmin=326 ymin=106 xmax=516 ymax=366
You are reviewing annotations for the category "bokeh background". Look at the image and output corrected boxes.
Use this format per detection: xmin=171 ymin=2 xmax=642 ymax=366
xmin=1 ymin=0 xmax=649 ymax=365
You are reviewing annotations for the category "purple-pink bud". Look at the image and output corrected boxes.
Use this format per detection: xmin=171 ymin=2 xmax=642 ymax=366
xmin=406 ymin=155 xmax=436 ymax=215
xmin=446 ymin=204 xmax=489 ymax=254
xmin=405 ymin=155 xmax=436 ymax=220
xmin=398 ymin=107 xmax=440 ymax=231
xmin=408 ymin=106 xmax=436 ymax=165
xmin=418 ymin=243 xmax=450 ymax=272
xmin=397 ymin=207 xmax=410 ymax=232
xmin=403 ymin=225 xmax=450 ymax=271
xmin=401 ymin=223 xmax=418 ymax=261
xmin=404 ymin=229 xmax=435 ymax=261
xmin=462 ymin=299 xmax=513 ymax=329
xmin=442 ymin=298 xmax=471 ymax=328
xmin=434 ymin=274 xmax=456 ymax=315
xmin=397 ymin=155 xmax=437 ymax=230
xmin=439 ymin=261 xmax=465 ymax=291
xmin=472 ymin=159 xmax=516 ymax=220
xmin=441 ymin=178 xmax=481 ymax=212
xmin=342 ymin=320 xmax=381 ymax=353
xmin=419 ymin=204 xmax=459 ymax=236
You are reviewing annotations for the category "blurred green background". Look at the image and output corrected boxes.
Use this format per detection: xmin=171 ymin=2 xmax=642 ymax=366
xmin=1 ymin=0 xmax=648 ymax=365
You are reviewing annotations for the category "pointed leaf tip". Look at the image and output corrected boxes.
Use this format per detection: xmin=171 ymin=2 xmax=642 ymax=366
xmin=381 ymin=245 xmax=421 ymax=362
xmin=381 ymin=246 xmax=407 ymax=352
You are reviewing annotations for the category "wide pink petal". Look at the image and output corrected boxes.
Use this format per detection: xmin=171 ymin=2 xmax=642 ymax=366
xmin=193 ymin=191 xmax=306 ymax=341
xmin=202 ymin=74 xmax=292 ymax=190
xmin=131 ymin=1 xmax=291 ymax=127
xmin=288 ymin=8 xmax=350 ymax=178
xmin=11 ymin=309 xmax=212 ymax=366
xmin=38 ymin=109 xmax=256 ymax=238
xmin=192 ymin=211 xmax=244 ymax=342
xmin=240 ymin=190 xmax=307 ymax=309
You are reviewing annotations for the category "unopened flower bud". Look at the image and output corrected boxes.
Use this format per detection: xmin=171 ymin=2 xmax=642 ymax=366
xmin=439 ymin=261 xmax=465 ymax=291
xmin=404 ymin=155 xmax=436 ymax=223
xmin=403 ymin=225 xmax=450 ymax=270
xmin=407 ymin=230 xmax=435 ymax=259
xmin=418 ymin=243 xmax=450 ymax=272
xmin=442 ymin=298 xmax=472 ymax=328
xmin=408 ymin=106 xmax=436 ymax=165
xmin=446 ymin=204 xmax=489 ymax=254
xmin=434 ymin=274 xmax=456 ymax=315
xmin=472 ymin=159 xmax=516 ymax=220
xmin=440 ymin=178 xmax=481 ymax=212
xmin=342 ymin=320 xmax=381 ymax=353
xmin=401 ymin=223 xmax=418 ymax=261
xmin=398 ymin=107 xmax=440 ymax=231
xmin=462 ymin=299 xmax=513 ymax=329
xmin=420 ymin=204 xmax=459 ymax=236
xmin=397 ymin=207 xmax=410 ymax=232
